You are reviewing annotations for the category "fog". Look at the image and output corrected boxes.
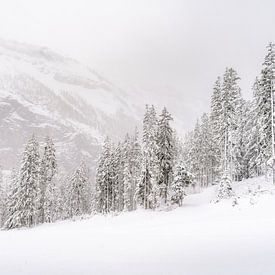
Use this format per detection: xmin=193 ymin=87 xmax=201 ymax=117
xmin=0 ymin=0 xmax=274 ymax=128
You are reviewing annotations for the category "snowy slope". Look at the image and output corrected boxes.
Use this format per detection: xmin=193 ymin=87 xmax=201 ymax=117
xmin=0 ymin=177 xmax=274 ymax=275
xmin=0 ymin=39 xmax=140 ymax=170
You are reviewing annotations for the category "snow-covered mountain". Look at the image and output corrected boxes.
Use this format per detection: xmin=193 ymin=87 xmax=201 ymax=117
xmin=0 ymin=39 xmax=141 ymax=171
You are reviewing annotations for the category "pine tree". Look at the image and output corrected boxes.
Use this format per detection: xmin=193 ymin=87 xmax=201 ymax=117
xmin=247 ymin=79 xmax=262 ymax=177
xmin=187 ymin=120 xmax=201 ymax=185
xmin=215 ymin=171 xmax=234 ymax=202
xmin=210 ymin=77 xmax=223 ymax=179
xmin=0 ymin=166 xmax=6 ymax=227
xmin=112 ymin=142 xmax=123 ymax=212
xmin=39 ymin=136 xmax=57 ymax=223
xmin=254 ymin=43 xmax=275 ymax=177
xmin=130 ymin=127 xmax=141 ymax=210
xmin=4 ymin=135 xmax=41 ymax=229
xmin=68 ymin=162 xmax=90 ymax=218
xmin=200 ymin=113 xmax=217 ymax=186
xmin=171 ymin=161 xmax=192 ymax=206
xmin=123 ymin=160 xmax=132 ymax=211
xmin=220 ymin=68 xmax=242 ymax=179
xmin=157 ymin=107 xmax=175 ymax=204
xmin=136 ymin=105 xmax=160 ymax=209
xmin=95 ymin=137 xmax=113 ymax=214
xmin=44 ymin=178 xmax=58 ymax=223
xmin=232 ymin=99 xmax=251 ymax=180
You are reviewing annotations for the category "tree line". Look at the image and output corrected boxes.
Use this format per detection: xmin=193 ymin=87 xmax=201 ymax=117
xmin=182 ymin=42 xmax=275 ymax=189
xmin=0 ymin=106 xmax=192 ymax=229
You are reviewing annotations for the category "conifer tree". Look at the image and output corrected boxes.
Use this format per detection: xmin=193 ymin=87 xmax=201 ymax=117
xmin=0 ymin=166 xmax=6 ymax=227
xmin=39 ymin=136 xmax=57 ymax=223
xmin=216 ymin=171 xmax=234 ymax=202
xmin=157 ymin=107 xmax=175 ymax=203
xmin=68 ymin=162 xmax=90 ymax=218
xmin=254 ymin=43 xmax=275 ymax=177
xmin=210 ymin=77 xmax=223 ymax=178
xmin=123 ymin=160 xmax=132 ymax=211
xmin=220 ymin=67 xmax=242 ymax=178
xmin=4 ymin=135 xmax=41 ymax=229
xmin=171 ymin=161 xmax=192 ymax=206
xmin=96 ymin=137 xmax=113 ymax=214
xmin=112 ymin=142 xmax=123 ymax=212
xmin=130 ymin=127 xmax=141 ymax=210
xmin=136 ymin=105 xmax=160 ymax=209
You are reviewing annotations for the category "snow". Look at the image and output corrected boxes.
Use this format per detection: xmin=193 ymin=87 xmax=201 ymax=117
xmin=0 ymin=176 xmax=275 ymax=274
xmin=0 ymin=39 xmax=132 ymax=116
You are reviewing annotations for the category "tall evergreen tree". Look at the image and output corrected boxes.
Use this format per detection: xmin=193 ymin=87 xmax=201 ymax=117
xmin=254 ymin=43 xmax=275 ymax=176
xmin=157 ymin=107 xmax=175 ymax=203
xmin=130 ymin=128 xmax=141 ymax=210
xmin=95 ymin=137 xmax=113 ymax=214
xmin=210 ymin=77 xmax=223 ymax=179
xmin=68 ymin=162 xmax=90 ymax=218
xmin=4 ymin=135 xmax=41 ymax=229
xmin=136 ymin=105 xmax=160 ymax=209
xmin=0 ymin=166 xmax=6 ymax=227
xmin=220 ymin=67 xmax=242 ymax=178
xmin=39 ymin=136 xmax=57 ymax=223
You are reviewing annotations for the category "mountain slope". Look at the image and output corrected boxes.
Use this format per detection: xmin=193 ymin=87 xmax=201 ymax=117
xmin=0 ymin=39 xmax=140 ymax=171
xmin=0 ymin=177 xmax=274 ymax=275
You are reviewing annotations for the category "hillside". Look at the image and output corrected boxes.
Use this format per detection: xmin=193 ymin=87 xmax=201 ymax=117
xmin=0 ymin=177 xmax=274 ymax=275
xmin=0 ymin=39 xmax=140 ymax=171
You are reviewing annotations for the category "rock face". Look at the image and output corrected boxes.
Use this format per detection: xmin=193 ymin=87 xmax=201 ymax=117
xmin=0 ymin=39 xmax=140 ymax=172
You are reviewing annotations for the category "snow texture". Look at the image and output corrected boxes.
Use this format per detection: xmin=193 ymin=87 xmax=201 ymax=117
xmin=0 ymin=176 xmax=274 ymax=275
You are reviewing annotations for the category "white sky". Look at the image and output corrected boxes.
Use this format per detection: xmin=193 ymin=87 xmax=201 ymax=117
xmin=0 ymin=0 xmax=274 ymax=126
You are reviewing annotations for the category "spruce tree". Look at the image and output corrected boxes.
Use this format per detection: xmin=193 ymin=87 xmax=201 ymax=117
xmin=136 ymin=105 xmax=160 ymax=209
xmin=4 ymin=135 xmax=41 ymax=229
xmin=220 ymin=67 xmax=242 ymax=179
xmin=95 ymin=137 xmax=113 ymax=214
xmin=68 ymin=162 xmax=90 ymax=218
xmin=39 ymin=136 xmax=57 ymax=223
xmin=254 ymin=43 xmax=275 ymax=176
xmin=216 ymin=171 xmax=234 ymax=202
xmin=171 ymin=161 xmax=192 ymax=206
xmin=0 ymin=166 xmax=6 ymax=227
xmin=130 ymin=128 xmax=141 ymax=210
xmin=210 ymin=77 xmax=223 ymax=179
xmin=157 ymin=107 xmax=175 ymax=204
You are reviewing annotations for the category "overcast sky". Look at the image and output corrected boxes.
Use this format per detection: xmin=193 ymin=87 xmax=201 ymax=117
xmin=0 ymin=0 xmax=274 ymax=127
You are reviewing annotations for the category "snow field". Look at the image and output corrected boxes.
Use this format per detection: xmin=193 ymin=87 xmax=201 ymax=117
xmin=0 ymin=177 xmax=275 ymax=275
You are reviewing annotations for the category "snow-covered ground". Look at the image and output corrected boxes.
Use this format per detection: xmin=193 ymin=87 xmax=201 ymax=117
xmin=1 ymin=177 xmax=275 ymax=275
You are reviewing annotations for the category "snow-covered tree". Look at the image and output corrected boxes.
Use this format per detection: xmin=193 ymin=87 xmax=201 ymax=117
xmin=210 ymin=77 xmax=223 ymax=179
xmin=130 ymin=127 xmax=142 ymax=210
xmin=215 ymin=171 xmax=234 ymax=202
xmin=123 ymin=159 xmax=132 ymax=211
xmin=96 ymin=137 xmax=113 ymax=214
xmin=232 ymin=99 xmax=251 ymax=180
xmin=157 ymin=107 xmax=175 ymax=203
xmin=136 ymin=105 xmax=160 ymax=209
xmin=171 ymin=161 xmax=192 ymax=206
xmin=220 ymin=68 xmax=242 ymax=177
xmin=253 ymin=43 xmax=275 ymax=177
xmin=112 ymin=142 xmax=123 ymax=212
xmin=43 ymin=178 xmax=58 ymax=223
xmin=39 ymin=136 xmax=57 ymax=223
xmin=68 ymin=162 xmax=90 ymax=218
xmin=4 ymin=135 xmax=41 ymax=229
xmin=0 ymin=166 xmax=6 ymax=226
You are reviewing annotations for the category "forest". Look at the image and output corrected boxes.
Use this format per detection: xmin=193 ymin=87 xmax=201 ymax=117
xmin=0 ymin=42 xmax=274 ymax=230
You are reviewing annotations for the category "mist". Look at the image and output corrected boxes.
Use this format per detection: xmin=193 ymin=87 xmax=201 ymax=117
xmin=0 ymin=0 xmax=274 ymax=129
